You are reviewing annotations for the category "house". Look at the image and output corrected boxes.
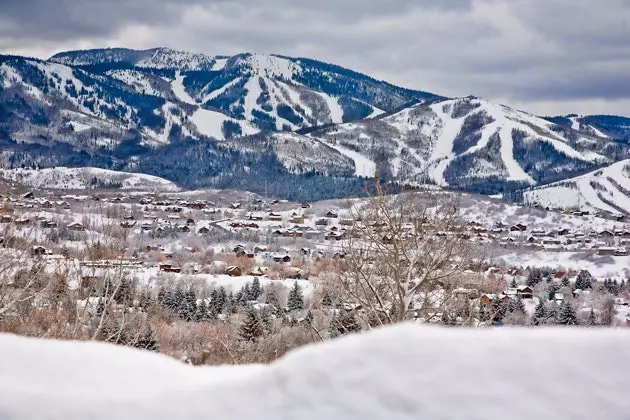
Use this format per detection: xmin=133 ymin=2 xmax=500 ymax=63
xmin=197 ymin=226 xmax=210 ymax=234
xmin=141 ymin=223 xmax=153 ymax=231
xmin=300 ymin=202 xmax=311 ymax=209
xmin=268 ymin=212 xmax=283 ymax=222
xmin=0 ymin=215 xmax=12 ymax=223
xmin=340 ymin=218 xmax=354 ymax=226
xmin=516 ymin=285 xmax=533 ymax=299
xmin=554 ymin=293 xmax=564 ymax=304
xmin=557 ymin=228 xmax=570 ymax=236
xmin=273 ymin=254 xmax=291 ymax=263
xmin=598 ymin=246 xmax=617 ymax=256
xmin=614 ymin=247 xmax=629 ymax=256
xmin=599 ymin=230 xmax=614 ymax=238
xmin=67 ymin=222 xmax=85 ymax=232
xmin=22 ymin=191 xmax=34 ymax=199
xmin=14 ymin=217 xmax=30 ymax=227
xmin=315 ymin=218 xmax=329 ymax=226
xmin=31 ymin=246 xmax=48 ymax=257
xmin=159 ymin=262 xmax=181 ymax=273
xmin=325 ymin=210 xmax=339 ymax=218
xmin=226 ymin=266 xmax=242 ymax=277
xmin=254 ymin=245 xmax=268 ymax=254
xmin=186 ymin=218 xmax=195 ymax=226
xmin=230 ymin=202 xmax=241 ymax=209
xmin=325 ymin=231 xmax=345 ymax=241
xmin=510 ymin=223 xmax=527 ymax=232
xmin=248 ymin=266 xmax=268 ymax=276
xmin=120 ymin=220 xmax=136 ymax=229
xmin=178 ymin=225 xmax=191 ymax=233
xmin=248 ymin=213 xmax=264 ymax=221
xmin=480 ymin=294 xmax=509 ymax=306
xmin=289 ymin=215 xmax=305 ymax=224
xmin=40 ymin=220 xmax=58 ymax=229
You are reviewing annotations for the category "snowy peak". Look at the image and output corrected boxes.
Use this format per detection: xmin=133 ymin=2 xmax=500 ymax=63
xmin=309 ymin=96 xmax=622 ymax=193
xmin=50 ymin=47 xmax=219 ymax=71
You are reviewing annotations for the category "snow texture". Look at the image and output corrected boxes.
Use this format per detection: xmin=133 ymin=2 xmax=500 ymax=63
xmin=1 ymin=325 xmax=630 ymax=419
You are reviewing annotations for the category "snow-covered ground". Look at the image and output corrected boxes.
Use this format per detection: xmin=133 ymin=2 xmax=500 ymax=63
xmin=0 ymin=167 xmax=180 ymax=191
xmin=1 ymin=325 xmax=630 ymax=419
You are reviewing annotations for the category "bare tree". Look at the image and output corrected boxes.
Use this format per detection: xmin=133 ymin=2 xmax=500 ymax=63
xmin=336 ymin=182 xmax=482 ymax=326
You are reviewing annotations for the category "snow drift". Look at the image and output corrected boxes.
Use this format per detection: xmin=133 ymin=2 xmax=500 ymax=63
xmin=1 ymin=325 xmax=629 ymax=419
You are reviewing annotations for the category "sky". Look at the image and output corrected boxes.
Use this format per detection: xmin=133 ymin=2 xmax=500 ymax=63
xmin=1 ymin=0 xmax=629 ymax=116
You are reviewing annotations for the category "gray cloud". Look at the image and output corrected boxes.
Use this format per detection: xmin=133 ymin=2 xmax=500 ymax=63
xmin=0 ymin=0 xmax=629 ymax=115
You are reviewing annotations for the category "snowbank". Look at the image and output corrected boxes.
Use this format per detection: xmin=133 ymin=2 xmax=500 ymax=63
xmin=1 ymin=325 xmax=629 ymax=419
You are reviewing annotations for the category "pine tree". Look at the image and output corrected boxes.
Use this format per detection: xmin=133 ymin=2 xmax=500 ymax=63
xmin=194 ymin=300 xmax=208 ymax=322
xmin=114 ymin=278 xmax=133 ymax=306
xmin=329 ymin=310 xmax=361 ymax=338
xmin=250 ymin=277 xmax=263 ymax=300
xmin=575 ymin=273 xmax=592 ymax=291
xmin=545 ymin=301 xmax=559 ymax=325
xmin=135 ymin=328 xmax=159 ymax=352
xmin=558 ymin=300 xmax=578 ymax=325
xmin=259 ymin=306 xmax=273 ymax=333
xmin=507 ymin=296 xmax=526 ymax=315
xmin=527 ymin=269 xmax=542 ymax=287
xmin=239 ymin=308 xmax=264 ymax=342
xmin=562 ymin=277 xmax=570 ymax=288
xmin=510 ymin=278 xmax=517 ymax=288
xmin=264 ymin=288 xmax=282 ymax=315
xmin=287 ymin=281 xmax=304 ymax=311
xmin=491 ymin=299 xmax=506 ymax=324
xmin=532 ymin=299 xmax=546 ymax=326
xmin=587 ymin=308 xmax=597 ymax=326
xmin=218 ymin=287 xmax=228 ymax=311
xmin=240 ymin=283 xmax=252 ymax=304
xmin=224 ymin=291 xmax=237 ymax=314
xmin=321 ymin=289 xmax=333 ymax=307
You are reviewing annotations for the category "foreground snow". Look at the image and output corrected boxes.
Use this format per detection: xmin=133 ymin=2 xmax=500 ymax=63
xmin=1 ymin=325 xmax=629 ymax=419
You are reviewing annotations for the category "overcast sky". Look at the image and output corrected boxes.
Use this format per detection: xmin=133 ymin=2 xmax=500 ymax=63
xmin=1 ymin=0 xmax=629 ymax=115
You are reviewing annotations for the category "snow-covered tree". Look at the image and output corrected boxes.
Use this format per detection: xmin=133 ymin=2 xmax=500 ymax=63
xmin=239 ymin=308 xmax=264 ymax=342
xmin=250 ymin=277 xmax=263 ymax=301
xmin=287 ymin=281 xmax=304 ymax=312
xmin=558 ymin=301 xmax=578 ymax=326
xmin=532 ymin=299 xmax=546 ymax=326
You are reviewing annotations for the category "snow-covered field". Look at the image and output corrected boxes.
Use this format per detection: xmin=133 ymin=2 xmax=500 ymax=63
xmin=0 ymin=167 xmax=180 ymax=192
xmin=524 ymin=159 xmax=630 ymax=214
xmin=1 ymin=325 xmax=630 ymax=419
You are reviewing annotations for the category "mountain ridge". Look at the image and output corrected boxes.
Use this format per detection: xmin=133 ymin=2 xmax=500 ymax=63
xmin=1 ymin=47 xmax=630 ymax=201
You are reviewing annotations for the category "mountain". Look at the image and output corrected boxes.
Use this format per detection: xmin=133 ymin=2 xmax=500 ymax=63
xmin=523 ymin=159 xmax=630 ymax=215
xmin=544 ymin=114 xmax=630 ymax=142
xmin=1 ymin=47 xmax=630 ymax=200
xmin=0 ymin=166 xmax=179 ymax=191
xmin=300 ymin=96 xmax=628 ymax=194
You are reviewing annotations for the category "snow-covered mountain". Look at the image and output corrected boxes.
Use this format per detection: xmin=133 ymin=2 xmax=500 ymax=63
xmin=306 ymin=97 xmax=627 ymax=193
xmin=1 ymin=47 xmax=630 ymax=200
xmin=523 ymin=159 xmax=630 ymax=215
xmin=0 ymin=167 xmax=179 ymax=191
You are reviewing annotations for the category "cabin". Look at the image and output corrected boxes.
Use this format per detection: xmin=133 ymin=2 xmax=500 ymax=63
xmin=159 ymin=263 xmax=181 ymax=273
xmin=23 ymin=191 xmax=34 ymax=199
xmin=40 ymin=220 xmax=58 ymax=229
xmin=325 ymin=210 xmax=339 ymax=218
xmin=268 ymin=212 xmax=283 ymax=222
xmin=14 ymin=217 xmax=30 ymax=227
xmin=31 ymin=246 xmax=48 ymax=257
xmin=516 ymin=285 xmax=533 ymax=299
xmin=197 ymin=226 xmax=210 ymax=234
xmin=614 ymin=247 xmax=629 ymax=256
xmin=230 ymin=202 xmax=241 ymax=209
xmin=273 ymin=254 xmax=291 ymax=263
xmin=67 ymin=222 xmax=85 ymax=232
xmin=248 ymin=213 xmax=264 ymax=221
xmin=289 ymin=215 xmax=305 ymax=224
xmin=315 ymin=218 xmax=329 ymax=226
xmin=178 ymin=225 xmax=191 ymax=233
xmin=510 ymin=224 xmax=527 ymax=232
xmin=599 ymin=230 xmax=615 ymax=238
xmin=120 ymin=220 xmax=136 ymax=229
xmin=226 ymin=266 xmax=242 ymax=277
xmin=300 ymin=202 xmax=311 ymax=209
xmin=340 ymin=218 xmax=354 ymax=226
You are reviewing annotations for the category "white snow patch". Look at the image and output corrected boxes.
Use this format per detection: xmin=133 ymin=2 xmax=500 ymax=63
xmin=327 ymin=143 xmax=376 ymax=177
xmin=1 ymin=326 xmax=630 ymax=419
xmin=171 ymin=71 xmax=197 ymax=105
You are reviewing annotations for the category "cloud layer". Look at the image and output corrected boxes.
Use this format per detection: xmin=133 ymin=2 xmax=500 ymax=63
xmin=1 ymin=0 xmax=629 ymax=115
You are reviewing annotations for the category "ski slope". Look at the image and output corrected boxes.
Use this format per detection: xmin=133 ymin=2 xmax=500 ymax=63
xmin=524 ymin=159 xmax=630 ymax=214
xmin=1 ymin=325 xmax=630 ymax=419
